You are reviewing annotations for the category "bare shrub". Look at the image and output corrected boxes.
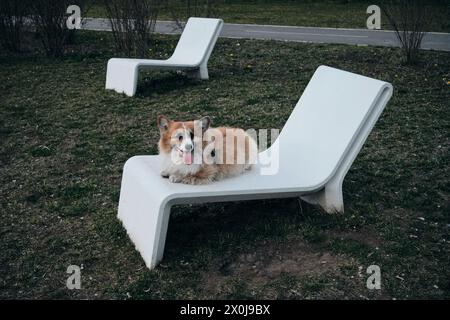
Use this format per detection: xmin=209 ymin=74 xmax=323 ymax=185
xmin=103 ymin=0 xmax=163 ymax=57
xmin=0 ymin=0 xmax=30 ymax=52
xmin=30 ymin=0 xmax=86 ymax=57
xmin=381 ymin=0 xmax=431 ymax=64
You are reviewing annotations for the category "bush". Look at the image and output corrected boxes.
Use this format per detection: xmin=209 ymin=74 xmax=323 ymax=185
xmin=0 ymin=0 xmax=30 ymax=52
xmin=30 ymin=0 xmax=86 ymax=57
xmin=381 ymin=0 xmax=430 ymax=64
xmin=103 ymin=0 xmax=164 ymax=57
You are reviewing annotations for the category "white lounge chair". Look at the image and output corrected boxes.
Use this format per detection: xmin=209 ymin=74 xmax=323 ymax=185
xmin=117 ymin=66 xmax=393 ymax=269
xmin=105 ymin=17 xmax=224 ymax=97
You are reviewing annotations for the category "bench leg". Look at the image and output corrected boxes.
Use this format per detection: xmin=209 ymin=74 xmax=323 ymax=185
xmin=186 ymin=63 xmax=209 ymax=80
xmin=117 ymin=158 xmax=172 ymax=269
xmin=197 ymin=64 xmax=209 ymax=80
xmin=105 ymin=58 xmax=139 ymax=97
xmin=301 ymin=175 xmax=344 ymax=213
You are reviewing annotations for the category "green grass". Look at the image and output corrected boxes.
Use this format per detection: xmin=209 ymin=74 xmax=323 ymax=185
xmin=87 ymin=0 xmax=450 ymax=32
xmin=0 ymin=31 xmax=449 ymax=299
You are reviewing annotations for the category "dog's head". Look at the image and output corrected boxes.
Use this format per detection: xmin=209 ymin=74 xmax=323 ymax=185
xmin=157 ymin=115 xmax=211 ymax=165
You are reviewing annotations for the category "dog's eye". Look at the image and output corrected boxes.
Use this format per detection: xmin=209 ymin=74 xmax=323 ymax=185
xmin=178 ymin=135 xmax=183 ymax=141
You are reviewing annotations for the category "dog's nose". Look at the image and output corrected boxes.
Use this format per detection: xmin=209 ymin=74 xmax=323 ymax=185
xmin=185 ymin=143 xmax=193 ymax=151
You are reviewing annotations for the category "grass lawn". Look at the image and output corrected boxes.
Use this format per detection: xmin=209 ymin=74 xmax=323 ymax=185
xmin=87 ymin=0 xmax=450 ymax=32
xmin=0 ymin=31 xmax=449 ymax=299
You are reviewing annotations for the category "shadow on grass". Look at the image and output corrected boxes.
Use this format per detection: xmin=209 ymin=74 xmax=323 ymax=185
xmin=161 ymin=198 xmax=332 ymax=266
xmin=136 ymin=72 xmax=201 ymax=97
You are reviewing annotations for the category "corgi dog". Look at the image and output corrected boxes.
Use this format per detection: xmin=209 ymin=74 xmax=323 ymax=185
xmin=157 ymin=115 xmax=257 ymax=185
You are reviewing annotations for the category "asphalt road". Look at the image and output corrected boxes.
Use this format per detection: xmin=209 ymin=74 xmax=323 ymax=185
xmin=82 ymin=18 xmax=450 ymax=52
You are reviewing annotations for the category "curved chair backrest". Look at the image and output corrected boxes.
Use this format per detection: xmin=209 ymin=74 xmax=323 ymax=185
xmin=169 ymin=17 xmax=224 ymax=66
xmin=262 ymin=66 xmax=393 ymax=185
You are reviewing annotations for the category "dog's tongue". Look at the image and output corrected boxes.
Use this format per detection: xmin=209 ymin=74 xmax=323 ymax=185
xmin=183 ymin=152 xmax=193 ymax=165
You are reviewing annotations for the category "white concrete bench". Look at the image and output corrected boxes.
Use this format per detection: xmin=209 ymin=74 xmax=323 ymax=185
xmin=117 ymin=66 xmax=393 ymax=269
xmin=105 ymin=17 xmax=224 ymax=96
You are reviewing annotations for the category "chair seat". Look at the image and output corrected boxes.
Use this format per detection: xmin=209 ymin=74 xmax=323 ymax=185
xmin=108 ymin=58 xmax=200 ymax=69
xmin=121 ymin=155 xmax=326 ymax=206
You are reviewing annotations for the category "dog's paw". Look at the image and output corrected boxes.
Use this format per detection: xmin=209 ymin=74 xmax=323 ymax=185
xmin=161 ymin=172 xmax=169 ymax=179
xmin=181 ymin=176 xmax=212 ymax=185
xmin=168 ymin=175 xmax=182 ymax=183
xmin=245 ymin=164 xmax=254 ymax=171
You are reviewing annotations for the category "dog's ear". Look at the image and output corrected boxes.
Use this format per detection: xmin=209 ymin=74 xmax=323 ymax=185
xmin=157 ymin=115 xmax=170 ymax=132
xmin=199 ymin=116 xmax=211 ymax=132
